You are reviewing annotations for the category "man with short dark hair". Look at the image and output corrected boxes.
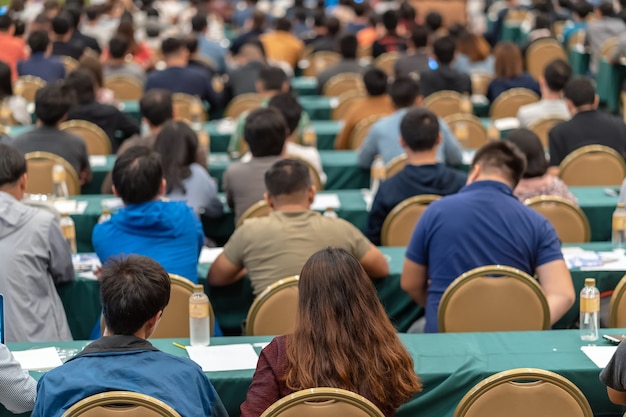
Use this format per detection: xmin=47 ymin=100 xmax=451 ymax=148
xmin=229 ymin=10 xmax=266 ymax=55
xmin=548 ymin=77 xmax=626 ymax=174
xmin=394 ymin=25 xmax=431 ymax=78
xmin=372 ymin=10 xmax=407 ymax=58
xmin=32 ymin=256 xmax=228 ymax=417
xmin=17 ymin=30 xmax=65 ymax=82
xmin=0 ymin=15 xmax=27 ymax=80
xmin=425 ymin=11 xmax=443 ymax=33
xmin=310 ymin=16 xmax=342 ymax=53
xmin=563 ymin=1 xmax=593 ymax=45
xmin=92 ymin=147 xmax=203 ymax=283
xmin=191 ymin=13 xmax=227 ymax=74
xmin=401 ymin=141 xmax=575 ymax=333
xmin=12 ymin=84 xmax=91 ymax=184
xmin=260 ymin=17 xmax=304 ymax=68
xmin=102 ymin=34 xmax=145 ymax=82
xmin=419 ymin=35 xmax=472 ymax=97
xmin=209 ymin=159 xmax=389 ymax=295
xmin=64 ymin=4 xmax=101 ymax=55
xmin=223 ymin=41 xmax=266 ymax=103
xmin=366 ymin=108 xmax=467 ymax=245
xmin=50 ymin=12 xmax=83 ymax=59
xmin=316 ymin=33 xmax=367 ymax=93
xmin=517 ymin=59 xmax=572 ymax=127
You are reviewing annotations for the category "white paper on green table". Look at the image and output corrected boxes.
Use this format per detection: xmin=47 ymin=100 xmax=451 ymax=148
xmin=186 ymin=344 xmax=259 ymax=372
xmin=12 ymin=347 xmax=63 ymax=371
xmin=53 ymin=200 xmax=88 ymax=214
xmin=311 ymin=193 xmax=340 ymax=211
xmin=89 ymin=155 xmax=107 ymax=167
xmin=493 ymin=117 xmax=520 ymax=131
xmin=462 ymin=150 xmax=475 ymax=165
xmin=199 ymin=247 xmax=224 ymax=264
xmin=580 ymin=346 xmax=617 ymax=368
xmin=101 ymin=198 xmax=123 ymax=210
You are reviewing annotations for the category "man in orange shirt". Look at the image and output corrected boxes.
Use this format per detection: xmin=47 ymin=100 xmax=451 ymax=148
xmin=0 ymin=15 xmax=28 ymax=81
xmin=260 ymin=18 xmax=304 ymax=69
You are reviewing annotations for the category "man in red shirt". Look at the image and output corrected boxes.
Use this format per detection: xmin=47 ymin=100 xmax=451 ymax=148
xmin=0 ymin=15 xmax=28 ymax=81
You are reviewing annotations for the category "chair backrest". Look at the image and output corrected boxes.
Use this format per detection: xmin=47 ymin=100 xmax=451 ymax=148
xmin=245 ymin=276 xmax=299 ymax=336
xmin=172 ymin=93 xmax=207 ymax=122
xmin=385 ymin=154 xmax=407 ymax=179
xmin=610 ymin=274 xmax=626 ymax=327
xmin=526 ymin=39 xmax=567 ymax=81
xmin=528 ymin=117 xmax=567 ymax=148
xmin=260 ymin=387 xmax=385 ymax=417
xmin=61 ymin=391 xmax=182 ymax=417
xmin=24 ymin=152 xmax=81 ymax=195
xmin=567 ymin=30 xmax=586 ymax=50
xmin=224 ymin=93 xmax=264 ymax=119
xmin=236 ymin=200 xmax=272 ymax=227
xmin=61 ymin=55 xmax=80 ymax=74
xmin=104 ymin=75 xmax=144 ymax=101
xmin=332 ymin=90 xmax=366 ymax=121
xmin=323 ymin=73 xmax=365 ymax=97
xmin=453 ymin=368 xmax=593 ymax=417
xmin=438 ymin=265 xmax=550 ymax=332
xmin=302 ymin=51 xmax=342 ymax=77
xmin=601 ymin=37 xmax=619 ymax=60
xmin=60 ymin=120 xmax=112 ymax=156
xmin=381 ymin=195 xmax=441 ymax=246
xmin=524 ymin=195 xmax=590 ymax=243
xmin=349 ymin=114 xmax=386 ymax=150
xmin=287 ymin=155 xmax=324 ymax=191
xmin=558 ymin=144 xmax=626 ymax=186
xmin=443 ymin=113 xmax=489 ymax=149
xmin=470 ymin=71 xmax=493 ymax=97
xmin=374 ymin=52 xmax=400 ymax=76
xmin=13 ymin=75 xmax=46 ymax=102
xmin=423 ymin=90 xmax=465 ymax=118
xmin=490 ymin=88 xmax=540 ymax=119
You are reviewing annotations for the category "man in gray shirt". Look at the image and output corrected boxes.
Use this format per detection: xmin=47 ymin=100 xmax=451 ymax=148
xmin=316 ymin=34 xmax=366 ymax=93
xmin=586 ymin=2 xmax=625 ymax=74
xmin=102 ymin=35 xmax=146 ymax=83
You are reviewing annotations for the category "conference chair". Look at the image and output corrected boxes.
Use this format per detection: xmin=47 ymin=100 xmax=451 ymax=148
xmin=374 ymin=52 xmax=401 ymax=76
xmin=525 ymin=38 xmax=567 ymax=81
xmin=260 ymin=387 xmax=385 ymax=417
xmin=302 ymin=51 xmax=342 ymax=77
xmin=552 ymin=21 xmax=566 ymax=41
xmin=443 ymin=113 xmax=489 ymax=149
xmin=13 ymin=75 xmax=46 ymax=102
xmin=349 ymin=114 xmax=386 ymax=150
xmin=567 ymin=30 xmax=586 ymax=51
xmin=525 ymin=195 xmax=590 ymax=243
xmin=470 ymin=71 xmax=493 ymax=97
xmin=623 ymin=91 xmax=626 ymax=123
xmin=172 ymin=93 xmax=207 ymax=122
xmin=332 ymin=90 xmax=366 ymax=121
xmin=286 ymin=155 xmax=324 ymax=191
xmin=438 ymin=265 xmax=550 ymax=333
xmin=357 ymin=45 xmax=372 ymax=59
xmin=381 ymin=195 xmax=441 ymax=246
xmin=61 ymin=55 xmax=80 ymax=74
xmin=104 ymin=75 xmax=144 ymax=101
xmin=61 ymin=391 xmax=182 ymax=417
xmin=24 ymin=152 xmax=81 ymax=196
xmin=601 ymin=37 xmax=619 ymax=60
xmin=385 ymin=154 xmax=407 ymax=178
xmin=323 ymin=73 xmax=365 ymax=97
xmin=236 ymin=200 xmax=272 ymax=228
xmin=609 ymin=274 xmax=626 ymax=328
xmin=245 ymin=276 xmax=299 ymax=336
xmin=504 ymin=8 xmax=528 ymax=23
xmin=423 ymin=90 xmax=466 ymax=118
xmin=528 ymin=117 xmax=567 ymax=148
xmin=558 ymin=144 xmax=626 ymax=186
xmin=60 ymin=120 xmax=112 ymax=156
xmin=453 ymin=368 xmax=593 ymax=417
xmin=490 ymin=88 xmax=539 ymax=120
xmin=224 ymin=93 xmax=263 ymax=119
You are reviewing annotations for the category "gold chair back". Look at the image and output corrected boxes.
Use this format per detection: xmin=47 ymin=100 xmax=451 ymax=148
xmin=423 ymin=90 xmax=465 ymax=118
xmin=610 ymin=274 xmax=626 ymax=327
xmin=558 ymin=144 xmax=626 ymax=186
xmin=349 ymin=114 xmax=385 ymax=150
xmin=224 ymin=93 xmax=264 ymax=119
xmin=61 ymin=55 xmax=80 ymax=74
xmin=438 ymin=265 xmax=550 ymax=332
xmin=60 ymin=120 xmax=112 ymax=156
xmin=172 ymin=93 xmax=207 ymax=122
xmin=332 ymin=90 xmax=366 ymax=121
xmin=567 ymin=30 xmax=586 ymax=51
xmin=470 ymin=71 xmax=493 ymax=97
xmin=385 ymin=154 xmax=407 ymax=178
xmin=374 ymin=52 xmax=401 ymax=76
xmin=528 ymin=117 xmax=567 ymax=148
xmin=524 ymin=195 xmax=590 ymax=243
xmin=443 ymin=113 xmax=489 ymax=149
xmin=287 ymin=155 xmax=324 ymax=191
xmin=381 ymin=194 xmax=441 ymax=246
xmin=490 ymin=88 xmax=540 ymax=119
xmin=302 ymin=51 xmax=342 ymax=77
xmin=453 ymin=368 xmax=593 ymax=417
xmin=104 ymin=75 xmax=144 ymax=101
xmin=245 ymin=276 xmax=299 ymax=336
xmin=323 ymin=73 xmax=365 ymax=97
xmin=525 ymin=38 xmax=567 ymax=81
xmin=601 ymin=37 xmax=619 ymax=60
xmin=260 ymin=387 xmax=385 ymax=417
xmin=61 ymin=391 xmax=182 ymax=417
xmin=13 ymin=75 xmax=46 ymax=102
xmin=24 ymin=152 xmax=81 ymax=195
xmin=236 ymin=200 xmax=272 ymax=228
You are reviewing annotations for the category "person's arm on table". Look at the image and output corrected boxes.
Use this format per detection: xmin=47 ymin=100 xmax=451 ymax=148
xmin=208 ymin=229 xmax=246 ymax=286
xmin=0 ymin=344 xmax=36 ymax=414
xmin=346 ymin=222 xmax=389 ymax=278
xmin=536 ymin=259 xmax=575 ymax=324
xmin=400 ymin=259 xmax=428 ymax=307
xmin=359 ymin=245 xmax=389 ymax=278
xmin=600 ymin=340 xmax=626 ymax=405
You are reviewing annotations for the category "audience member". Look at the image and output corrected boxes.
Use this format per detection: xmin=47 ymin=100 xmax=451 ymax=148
xmin=191 ymin=13 xmax=227 ymax=74
xmin=486 ymin=41 xmax=540 ymax=101
xmin=103 ymin=34 xmax=146 ymax=82
xmin=260 ymin=17 xmax=304 ymax=69
xmin=524 ymin=13 xmax=553 ymax=48
xmin=394 ymin=25 xmax=431 ymax=78
xmin=64 ymin=4 xmax=101 ymax=55
xmin=587 ymin=2 xmax=625 ymax=74
xmin=78 ymin=53 xmax=116 ymax=104
xmin=310 ymin=16 xmax=342 ymax=52
xmin=366 ymin=108 xmax=467 ymax=245
xmin=110 ymin=18 xmax=154 ymax=70
xmin=484 ymin=0 xmax=519 ymax=46
xmin=425 ymin=11 xmax=444 ymax=34
xmin=0 ymin=15 xmax=27 ymax=81
xmin=401 ymin=141 xmax=575 ymax=333
xmin=600 ymin=334 xmax=626 ymax=406
xmin=80 ymin=5 xmax=113 ymax=49
xmin=316 ymin=33 xmax=366 ymax=93
xmin=420 ymin=35 xmax=472 ymax=97
xmin=50 ymin=12 xmax=83 ymax=60
xmin=303 ymin=10 xmax=327 ymax=45
xmin=223 ymin=41 xmax=266 ymax=103
xmin=562 ymin=1 xmax=593 ymax=45
xmin=210 ymin=159 xmax=389 ymax=294
xmin=357 ymin=12 xmax=379 ymax=48
xmin=454 ymin=32 xmax=494 ymax=75
xmin=346 ymin=2 xmax=369 ymax=33
xmin=0 ymin=343 xmax=36 ymax=413
xmin=0 ymin=62 xmax=30 ymax=126
xmin=17 ymin=30 xmax=65 ymax=82
xmin=229 ymin=10 xmax=266 ymax=55
xmin=232 ymin=0 xmax=258 ymax=27
xmin=372 ymin=10 xmax=408 ymax=58
xmin=0 ymin=144 xmax=73 ymax=343
xmin=184 ymin=35 xmax=217 ymax=78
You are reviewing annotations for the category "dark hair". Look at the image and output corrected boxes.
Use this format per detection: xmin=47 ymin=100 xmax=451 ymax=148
xmin=0 ymin=15 xmax=12 ymax=31
xmin=533 ymin=13 xmax=551 ymax=30
xmin=109 ymin=34 xmax=130 ymax=59
xmin=258 ymin=66 xmax=288 ymax=91
xmin=244 ymin=108 xmax=287 ymax=157
xmin=64 ymin=5 xmax=81 ymax=29
xmin=563 ymin=76 xmax=595 ymax=107
xmin=265 ymin=158 xmax=311 ymax=197
xmin=447 ymin=22 xmax=467 ymax=38
xmin=598 ymin=2 xmax=615 ymax=16
xmin=251 ymin=9 xmax=266 ymax=30
xmin=100 ymin=256 xmax=170 ymax=336
xmin=433 ymin=35 xmax=456 ymax=64
xmin=313 ymin=9 xmax=325 ymax=27
xmin=184 ymin=34 xmax=199 ymax=54
xmin=153 ymin=121 xmax=197 ymax=194
xmin=191 ymin=13 xmax=208 ymax=32
xmin=112 ymin=146 xmax=163 ymax=204
xmin=389 ymin=76 xmax=420 ymax=108
xmin=574 ymin=1 xmax=593 ymax=18
xmin=325 ymin=16 xmax=341 ymax=36
xmin=65 ymin=68 xmax=96 ymax=105
xmin=543 ymin=59 xmax=572 ymax=92
xmin=13 ymin=19 xmax=25 ymax=37
xmin=382 ymin=10 xmax=398 ymax=32
xmin=399 ymin=107 xmax=440 ymax=151
xmin=0 ymin=62 xmax=13 ymax=100
xmin=506 ymin=128 xmax=547 ymax=178
xmin=35 ymin=83 xmax=72 ymax=126
xmin=268 ymin=93 xmax=302 ymax=136
xmin=338 ymin=33 xmax=358 ymax=59
xmin=275 ymin=17 xmax=292 ymax=31
xmin=0 ymin=144 xmax=26 ymax=187
xmin=51 ymin=13 xmax=71 ymax=35
xmin=161 ymin=37 xmax=185 ymax=57
xmin=354 ymin=2 xmax=368 ymax=16
xmin=85 ymin=5 xmax=101 ymax=20
xmin=140 ymin=89 xmax=173 ymax=126
xmin=410 ymin=25 xmax=429 ymax=48
xmin=27 ymin=30 xmax=49 ymax=53
xmin=471 ymin=141 xmax=527 ymax=187
xmin=425 ymin=11 xmax=443 ymax=32
xmin=363 ymin=68 xmax=388 ymax=96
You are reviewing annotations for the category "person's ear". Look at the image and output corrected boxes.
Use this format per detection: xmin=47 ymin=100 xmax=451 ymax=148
xmin=435 ymin=133 xmax=442 ymax=146
xmin=593 ymin=94 xmax=600 ymax=109
xmin=264 ymin=192 xmax=274 ymax=209
xmin=159 ymin=178 xmax=166 ymax=196
xmin=19 ymin=173 xmax=27 ymax=191
xmin=467 ymin=164 xmax=481 ymax=184
xmin=308 ymin=185 xmax=316 ymax=204
xmin=145 ymin=310 xmax=163 ymax=338
xmin=414 ymin=95 xmax=424 ymax=106
xmin=112 ymin=185 xmax=121 ymax=198
xmin=399 ymin=136 xmax=407 ymax=149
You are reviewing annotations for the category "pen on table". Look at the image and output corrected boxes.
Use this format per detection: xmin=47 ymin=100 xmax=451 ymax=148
xmin=173 ymin=342 xmax=186 ymax=350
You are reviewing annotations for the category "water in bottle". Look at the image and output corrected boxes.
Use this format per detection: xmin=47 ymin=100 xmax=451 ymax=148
xmin=580 ymin=278 xmax=599 ymax=341
xmin=302 ymin=125 xmax=317 ymax=147
xmin=189 ymin=285 xmax=211 ymax=346
xmin=52 ymin=165 xmax=69 ymax=199
xmin=60 ymin=214 xmax=77 ymax=253
xmin=612 ymin=203 xmax=626 ymax=249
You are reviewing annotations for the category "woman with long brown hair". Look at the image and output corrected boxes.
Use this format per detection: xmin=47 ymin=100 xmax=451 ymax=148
xmin=240 ymin=248 xmax=422 ymax=417
xmin=454 ymin=32 xmax=494 ymax=75
xmin=486 ymin=41 xmax=540 ymax=102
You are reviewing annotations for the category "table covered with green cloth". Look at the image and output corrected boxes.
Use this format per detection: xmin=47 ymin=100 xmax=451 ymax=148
xmin=569 ymin=48 xmax=590 ymax=76
xmin=501 ymin=23 xmax=526 ymax=47
xmin=291 ymin=76 xmax=318 ymax=96
xmin=5 ymin=331 xmax=626 ymax=417
xmin=596 ymin=59 xmax=626 ymax=113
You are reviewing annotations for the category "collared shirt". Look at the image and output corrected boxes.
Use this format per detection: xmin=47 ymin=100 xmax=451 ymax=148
xmin=0 ymin=33 xmax=27 ymax=80
xmin=17 ymin=53 xmax=66 ymax=83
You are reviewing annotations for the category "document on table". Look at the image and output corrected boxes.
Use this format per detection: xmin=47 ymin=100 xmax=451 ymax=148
xmin=493 ymin=117 xmax=520 ymax=131
xmin=12 ymin=347 xmax=63 ymax=371
xmin=580 ymin=346 xmax=617 ymax=368
xmin=580 ymin=251 xmax=626 ymax=271
xmin=311 ymin=193 xmax=341 ymax=211
xmin=88 ymin=155 xmax=107 ymax=167
xmin=186 ymin=344 xmax=259 ymax=372
xmin=53 ymin=200 xmax=88 ymax=215
xmin=101 ymin=198 xmax=124 ymax=210
xmin=561 ymin=247 xmax=602 ymax=269
xmin=199 ymin=247 xmax=224 ymax=264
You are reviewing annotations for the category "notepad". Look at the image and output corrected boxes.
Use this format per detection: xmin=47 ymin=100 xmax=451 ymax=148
xmin=493 ymin=117 xmax=520 ymax=131
xmin=186 ymin=344 xmax=259 ymax=372
xmin=311 ymin=193 xmax=340 ymax=211
xmin=580 ymin=346 xmax=617 ymax=368
xmin=53 ymin=200 xmax=88 ymax=215
xmin=101 ymin=198 xmax=124 ymax=210
xmin=199 ymin=247 xmax=224 ymax=264
xmin=13 ymin=347 xmax=63 ymax=371
xmin=89 ymin=155 xmax=107 ymax=167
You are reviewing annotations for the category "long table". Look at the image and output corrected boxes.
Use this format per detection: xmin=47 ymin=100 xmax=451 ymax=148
xmin=5 ymin=330 xmax=626 ymax=417
xmin=596 ymin=59 xmax=626 ymax=114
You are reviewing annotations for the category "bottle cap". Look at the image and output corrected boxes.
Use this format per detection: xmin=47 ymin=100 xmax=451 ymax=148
xmin=619 ymin=203 xmax=625 ymax=208
xmin=585 ymin=278 xmax=596 ymax=287
xmin=52 ymin=164 xmax=66 ymax=183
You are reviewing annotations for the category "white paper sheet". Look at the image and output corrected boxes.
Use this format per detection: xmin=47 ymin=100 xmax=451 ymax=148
xmin=580 ymin=250 xmax=626 ymax=271
xmin=89 ymin=155 xmax=107 ymax=167
xmin=311 ymin=193 xmax=341 ymax=211
xmin=101 ymin=198 xmax=124 ymax=210
xmin=199 ymin=247 xmax=224 ymax=264
xmin=53 ymin=200 xmax=88 ymax=215
xmin=493 ymin=117 xmax=521 ymax=131
xmin=580 ymin=346 xmax=618 ymax=368
xmin=186 ymin=344 xmax=259 ymax=372
xmin=12 ymin=347 xmax=63 ymax=371
xmin=462 ymin=150 xmax=475 ymax=165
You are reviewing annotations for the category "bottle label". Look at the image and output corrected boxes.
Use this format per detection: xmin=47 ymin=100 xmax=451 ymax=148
xmin=580 ymin=297 xmax=600 ymax=313
xmin=613 ymin=215 xmax=626 ymax=230
xmin=190 ymin=303 xmax=209 ymax=319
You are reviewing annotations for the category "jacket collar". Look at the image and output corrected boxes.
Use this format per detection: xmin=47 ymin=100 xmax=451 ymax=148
xmin=72 ymin=335 xmax=159 ymax=361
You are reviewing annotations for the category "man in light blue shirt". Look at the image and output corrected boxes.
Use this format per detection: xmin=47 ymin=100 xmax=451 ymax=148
xmin=357 ymin=76 xmax=463 ymax=169
xmin=191 ymin=14 xmax=227 ymax=73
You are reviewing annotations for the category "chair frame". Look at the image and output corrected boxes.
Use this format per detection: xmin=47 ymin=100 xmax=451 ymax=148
xmin=524 ymin=195 xmax=591 ymax=242
xmin=349 ymin=114 xmax=385 ymax=150
xmin=609 ymin=274 xmax=626 ymax=328
xmin=380 ymin=194 xmax=441 ymax=247
xmin=24 ymin=151 xmax=81 ymax=195
xmin=13 ymin=75 xmax=46 ymax=102
xmin=103 ymin=75 xmax=144 ymax=101
xmin=527 ymin=117 xmax=568 ymax=148
xmin=172 ymin=93 xmax=208 ymax=122
xmin=322 ymin=72 xmax=364 ymax=97
xmin=236 ymin=200 xmax=271 ymax=228
xmin=384 ymin=154 xmax=408 ymax=179
xmin=60 ymin=120 xmax=112 ymax=155
xmin=438 ymin=265 xmax=551 ymax=333
xmin=443 ymin=113 xmax=489 ymax=149
xmin=61 ymin=391 xmax=182 ymax=417
xmin=525 ymin=38 xmax=567 ymax=81
xmin=245 ymin=276 xmax=299 ymax=336
xmin=302 ymin=51 xmax=342 ymax=77
xmin=489 ymin=88 xmax=540 ymax=119
xmin=422 ymin=90 xmax=465 ymax=118
xmin=332 ymin=90 xmax=366 ymax=121
xmin=60 ymin=55 xmax=80 ymax=73
xmin=224 ymin=93 xmax=263 ymax=119
xmin=558 ymin=144 xmax=626 ymax=186
xmin=374 ymin=52 xmax=401 ymax=76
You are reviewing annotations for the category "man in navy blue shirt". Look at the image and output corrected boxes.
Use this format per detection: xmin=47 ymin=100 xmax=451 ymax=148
xmin=17 ymin=30 xmax=65 ymax=82
xmin=401 ymin=141 xmax=575 ymax=333
xmin=366 ymin=107 xmax=467 ymax=246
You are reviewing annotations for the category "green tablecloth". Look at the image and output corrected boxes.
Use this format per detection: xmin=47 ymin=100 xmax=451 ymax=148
xmin=291 ymin=76 xmax=318 ymax=96
xmin=501 ymin=23 xmax=526 ymax=47
xmin=569 ymin=49 xmax=590 ymax=76
xmin=596 ymin=59 xmax=626 ymax=114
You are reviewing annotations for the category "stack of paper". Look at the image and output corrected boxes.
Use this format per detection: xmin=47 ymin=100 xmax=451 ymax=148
xmin=493 ymin=117 xmax=521 ymax=131
xmin=311 ymin=194 xmax=341 ymax=211
xmin=88 ymin=155 xmax=107 ymax=167
xmin=53 ymin=200 xmax=88 ymax=215
xmin=186 ymin=344 xmax=259 ymax=372
xmin=13 ymin=347 xmax=63 ymax=371
xmin=580 ymin=346 xmax=617 ymax=368
xmin=199 ymin=247 xmax=224 ymax=264
xmin=561 ymin=247 xmax=602 ymax=269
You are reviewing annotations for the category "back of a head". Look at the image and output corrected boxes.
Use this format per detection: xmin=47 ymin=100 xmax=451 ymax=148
xmin=363 ymin=68 xmax=388 ymax=96
xmin=599 ymin=2 xmax=615 ymax=17
xmin=544 ymin=59 xmax=572 ymax=92
xmin=239 ymin=41 xmax=265 ymax=61
xmin=35 ymin=84 xmax=72 ymax=126
xmin=140 ymin=89 xmax=173 ymax=127
xmin=251 ymin=9 xmax=266 ymax=30
xmin=400 ymin=107 xmax=440 ymax=152
xmin=268 ymin=93 xmax=302 ymax=136
xmin=161 ymin=37 xmax=185 ymax=58
xmin=325 ymin=16 xmax=341 ymax=37
xmin=265 ymin=158 xmax=312 ymax=199
xmin=506 ymin=128 xmax=547 ymax=179
xmin=64 ymin=5 xmax=82 ymax=29
xmin=354 ymin=2 xmax=368 ymax=17
xmin=338 ymin=33 xmax=358 ymax=59
xmin=0 ymin=62 xmax=11 ymax=100
xmin=574 ymin=1 xmax=593 ymax=18
xmin=456 ymin=32 xmax=490 ymax=62
xmin=411 ymin=25 xmax=429 ymax=49
xmin=433 ymin=35 xmax=456 ymax=65
xmin=153 ymin=120 xmax=198 ymax=193
xmin=257 ymin=66 xmax=288 ymax=92
xmin=389 ymin=76 xmax=420 ymax=108
xmin=563 ymin=76 xmax=595 ymax=107
xmin=184 ymin=34 xmax=199 ymax=55
xmin=382 ymin=10 xmax=398 ymax=32
xmin=85 ymin=5 xmax=101 ymax=21
xmin=65 ymin=68 xmax=96 ymax=105
xmin=51 ymin=12 xmax=71 ymax=35
xmin=471 ymin=140 xmax=527 ymax=187
xmin=313 ymin=9 xmax=325 ymax=28
xmin=27 ymin=30 xmax=50 ymax=54
xmin=79 ymin=54 xmax=104 ymax=87
xmin=494 ymin=41 xmax=523 ymax=79
xmin=109 ymin=34 xmax=130 ymax=59
xmin=0 ymin=15 xmax=12 ymax=31
xmin=533 ymin=13 xmax=551 ymax=30
xmin=425 ymin=11 xmax=443 ymax=32
xmin=112 ymin=146 xmax=163 ymax=204
xmin=244 ymin=107 xmax=287 ymax=157
xmin=100 ymin=256 xmax=171 ymax=336
xmin=275 ymin=17 xmax=292 ymax=32
xmin=191 ymin=13 xmax=208 ymax=33
xmin=447 ymin=22 xmax=467 ymax=39
xmin=0 ymin=144 xmax=26 ymax=189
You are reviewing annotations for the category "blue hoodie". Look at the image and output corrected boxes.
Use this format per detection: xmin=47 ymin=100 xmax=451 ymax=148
xmin=92 ymin=200 xmax=203 ymax=282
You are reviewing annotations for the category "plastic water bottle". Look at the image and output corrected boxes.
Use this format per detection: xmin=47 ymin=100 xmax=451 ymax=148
xmin=612 ymin=203 xmax=626 ymax=249
xmin=323 ymin=207 xmax=338 ymax=218
xmin=189 ymin=97 xmax=204 ymax=133
xmin=52 ymin=165 xmax=69 ymax=199
xmin=189 ymin=285 xmax=211 ymax=346
xmin=60 ymin=214 xmax=77 ymax=253
xmin=580 ymin=278 xmax=599 ymax=341
xmin=302 ymin=125 xmax=317 ymax=147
